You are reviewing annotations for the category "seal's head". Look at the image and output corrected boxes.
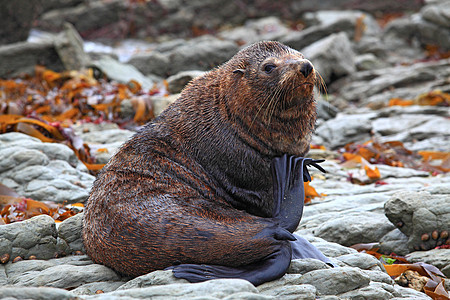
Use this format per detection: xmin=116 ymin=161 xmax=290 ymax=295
xmin=230 ymin=41 xmax=316 ymax=107
xmin=222 ymin=41 xmax=318 ymax=155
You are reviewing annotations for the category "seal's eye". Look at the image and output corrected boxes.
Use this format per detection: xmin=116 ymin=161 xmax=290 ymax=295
xmin=264 ymin=64 xmax=276 ymax=74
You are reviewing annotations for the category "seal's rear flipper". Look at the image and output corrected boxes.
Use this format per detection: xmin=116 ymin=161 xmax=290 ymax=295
xmin=167 ymin=244 xmax=291 ymax=286
xmin=290 ymin=234 xmax=337 ymax=267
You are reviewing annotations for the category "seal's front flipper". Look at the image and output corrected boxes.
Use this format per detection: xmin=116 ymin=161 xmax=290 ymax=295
xmin=271 ymin=155 xmax=325 ymax=233
xmin=168 ymin=244 xmax=291 ymax=286
xmin=290 ymin=234 xmax=337 ymax=267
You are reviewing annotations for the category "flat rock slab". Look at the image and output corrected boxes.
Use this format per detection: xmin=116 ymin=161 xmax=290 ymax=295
xmin=0 ymin=133 xmax=94 ymax=203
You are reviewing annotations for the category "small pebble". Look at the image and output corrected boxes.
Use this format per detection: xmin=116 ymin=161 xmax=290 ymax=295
xmin=0 ymin=253 xmax=10 ymax=264
xmin=12 ymin=256 xmax=23 ymax=263
xmin=432 ymin=230 xmax=439 ymax=240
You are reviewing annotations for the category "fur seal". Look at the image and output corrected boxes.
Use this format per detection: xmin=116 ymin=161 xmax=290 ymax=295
xmin=82 ymin=41 xmax=332 ymax=286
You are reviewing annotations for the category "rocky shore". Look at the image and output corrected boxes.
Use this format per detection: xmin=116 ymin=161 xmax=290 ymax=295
xmin=1 ymin=0 xmax=449 ymax=299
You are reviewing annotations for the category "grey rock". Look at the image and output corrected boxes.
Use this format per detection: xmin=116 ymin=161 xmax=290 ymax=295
xmin=287 ymin=258 xmax=331 ymax=274
xmin=407 ymin=249 xmax=450 ymax=276
xmin=393 ymin=284 xmax=433 ymax=299
xmin=314 ymin=212 xmax=395 ymax=247
xmin=361 ymin=270 xmax=394 ymax=285
xmin=355 ymin=53 xmax=388 ymax=71
xmin=91 ymin=279 xmax=257 ymax=299
xmin=316 ymin=99 xmax=339 ymax=121
xmin=260 ymin=284 xmax=316 ymax=300
xmin=0 ymin=0 xmax=41 ymax=44
xmin=9 ymin=263 xmax=120 ymax=288
xmin=301 ymin=32 xmax=356 ymax=84
xmin=127 ymin=51 xmax=170 ymax=77
xmin=421 ymin=1 xmax=450 ymax=28
xmin=379 ymin=229 xmax=410 ymax=256
xmin=77 ymin=128 xmax=134 ymax=144
xmin=57 ymin=212 xmax=84 ymax=253
xmin=314 ymin=112 xmax=376 ymax=149
xmin=336 ymin=253 xmax=386 ymax=272
xmin=0 ymin=133 xmax=94 ymax=203
xmin=117 ymin=270 xmax=188 ymax=289
xmin=167 ymin=70 xmax=205 ymax=94
xmin=338 ymin=281 xmax=395 ymax=299
xmin=337 ymin=59 xmax=449 ymax=102
xmin=0 ymin=215 xmax=57 ymax=261
xmin=129 ymin=36 xmax=238 ymax=77
xmin=220 ymin=17 xmax=291 ymax=46
xmin=167 ymin=36 xmax=238 ymax=75
xmin=385 ymin=190 xmax=450 ymax=251
xmin=54 ymin=22 xmax=90 ymax=70
xmin=298 ymin=267 xmax=370 ymax=295
xmin=372 ymin=114 xmax=434 ymax=136
xmin=309 ymin=240 xmax=359 ymax=258
xmin=0 ymin=41 xmax=63 ymax=78
xmin=223 ymin=292 xmax=273 ymax=300
xmin=72 ymin=281 xmax=126 ymax=295
xmin=257 ymin=273 xmax=304 ymax=293
xmin=38 ymin=0 xmax=123 ymax=35
xmin=0 ymin=286 xmax=77 ymax=300
xmin=152 ymin=94 xmax=179 ymax=117
xmin=302 ymin=10 xmax=381 ymax=36
xmin=90 ymin=56 xmax=154 ymax=90
xmin=281 ymin=15 xmax=355 ymax=52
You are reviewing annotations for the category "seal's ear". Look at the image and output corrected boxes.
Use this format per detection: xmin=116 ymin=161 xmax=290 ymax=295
xmin=233 ymin=69 xmax=245 ymax=75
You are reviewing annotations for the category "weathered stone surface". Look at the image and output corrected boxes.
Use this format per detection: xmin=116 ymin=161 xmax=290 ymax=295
xmin=91 ymin=279 xmax=257 ymax=299
xmin=314 ymin=112 xmax=376 ymax=149
xmin=313 ymin=212 xmax=395 ymax=247
xmin=167 ymin=70 xmax=205 ymax=94
xmin=287 ymin=258 xmax=331 ymax=274
xmin=9 ymin=263 xmax=120 ymax=288
xmin=379 ymin=229 xmax=410 ymax=256
xmin=393 ymin=284 xmax=433 ymax=299
xmin=129 ymin=36 xmax=238 ymax=77
xmin=260 ymin=284 xmax=316 ymax=300
xmin=72 ymin=281 xmax=126 ymax=295
xmin=0 ymin=40 xmax=64 ymax=78
xmin=151 ymin=94 xmax=179 ymax=117
xmin=0 ymin=133 xmax=94 ymax=203
xmin=338 ymin=281 xmax=396 ymax=299
xmin=301 ymin=32 xmax=356 ymax=83
xmin=220 ymin=17 xmax=291 ymax=46
xmin=57 ymin=212 xmax=84 ymax=253
xmin=336 ymin=253 xmax=386 ymax=272
xmin=407 ymin=249 xmax=450 ymax=277
xmin=336 ymin=59 xmax=450 ymax=102
xmin=385 ymin=190 xmax=450 ymax=251
xmin=117 ymin=270 xmax=187 ymax=290
xmin=0 ymin=286 xmax=77 ymax=300
xmin=298 ymin=267 xmax=371 ymax=295
xmin=361 ymin=270 xmax=394 ymax=285
xmin=0 ymin=215 xmax=57 ymax=261
xmin=0 ymin=1 xmax=41 ymax=44
xmin=54 ymin=22 xmax=90 ymax=70
xmin=90 ymin=55 xmax=154 ymax=89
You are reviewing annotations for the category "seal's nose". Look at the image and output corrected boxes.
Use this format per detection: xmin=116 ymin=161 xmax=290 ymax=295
xmin=300 ymin=61 xmax=313 ymax=78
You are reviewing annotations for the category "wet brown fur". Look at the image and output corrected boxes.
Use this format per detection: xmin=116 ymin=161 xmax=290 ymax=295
xmin=82 ymin=41 xmax=317 ymax=277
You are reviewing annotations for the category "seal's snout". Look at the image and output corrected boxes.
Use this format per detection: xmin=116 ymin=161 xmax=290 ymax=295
xmin=284 ymin=59 xmax=314 ymax=78
xmin=299 ymin=61 xmax=314 ymax=78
